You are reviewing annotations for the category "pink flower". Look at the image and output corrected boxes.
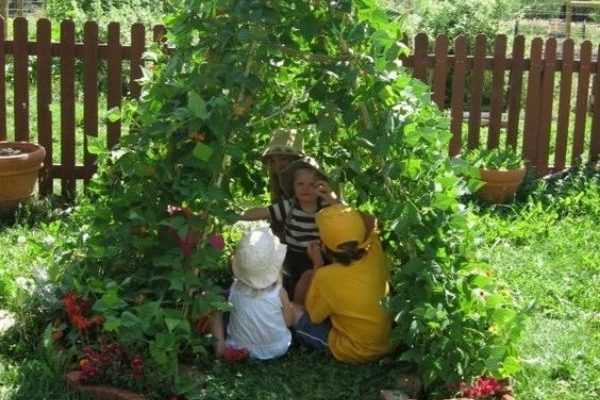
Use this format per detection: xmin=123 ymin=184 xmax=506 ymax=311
xmin=208 ymin=234 xmax=225 ymax=251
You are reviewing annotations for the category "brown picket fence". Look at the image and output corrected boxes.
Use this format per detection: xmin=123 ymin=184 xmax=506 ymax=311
xmin=0 ymin=18 xmax=599 ymax=199
xmin=406 ymin=33 xmax=600 ymax=177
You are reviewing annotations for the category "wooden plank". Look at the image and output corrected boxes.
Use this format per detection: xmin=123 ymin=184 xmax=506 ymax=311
xmin=36 ymin=19 xmax=53 ymax=196
xmin=107 ymin=22 xmax=122 ymax=149
xmin=536 ymin=37 xmax=557 ymax=176
xmin=449 ymin=36 xmax=467 ymax=156
xmin=522 ymin=38 xmax=543 ymax=164
xmin=60 ymin=20 xmax=76 ymax=198
xmin=0 ymin=18 xmax=5 ymax=141
xmin=130 ymin=23 xmax=145 ymax=99
xmin=590 ymin=45 xmax=600 ymax=163
xmin=13 ymin=17 xmax=29 ymax=141
xmin=506 ymin=35 xmax=525 ymax=149
xmin=571 ymin=41 xmax=592 ymax=165
xmin=487 ymin=35 xmax=507 ymax=150
xmin=412 ymin=33 xmax=428 ymax=83
xmin=554 ymin=39 xmax=574 ymax=171
xmin=83 ymin=21 xmax=99 ymax=183
xmin=431 ymin=35 xmax=449 ymax=109
xmin=467 ymin=35 xmax=487 ymax=149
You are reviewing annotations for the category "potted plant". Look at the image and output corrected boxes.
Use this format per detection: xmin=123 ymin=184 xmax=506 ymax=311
xmin=465 ymin=147 xmax=526 ymax=204
xmin=0 ymin=141 xmax=46 ymax=213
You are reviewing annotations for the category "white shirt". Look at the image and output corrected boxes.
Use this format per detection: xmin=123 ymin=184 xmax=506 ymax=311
xmin=226 ymin=280 xmax=292 ymax=360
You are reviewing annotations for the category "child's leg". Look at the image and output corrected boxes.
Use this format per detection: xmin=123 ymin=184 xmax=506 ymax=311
xmin=210 ymin=311 xmax=226 ymax=358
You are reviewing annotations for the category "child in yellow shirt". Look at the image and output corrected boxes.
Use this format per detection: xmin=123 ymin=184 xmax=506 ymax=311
xmin=293 ymin=204 xmax=392 ymax=363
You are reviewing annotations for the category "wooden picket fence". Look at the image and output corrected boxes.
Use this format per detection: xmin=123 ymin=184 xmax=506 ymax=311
xmin=0 ymin=18 xmax=166 ymax=197
xmin=0 ymin=18 xmax=599 ymax=198
xmin=405 ymin=33 xmax=600 ymax=176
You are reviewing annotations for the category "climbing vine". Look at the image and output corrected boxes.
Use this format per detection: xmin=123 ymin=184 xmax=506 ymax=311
xmin=58 ymin=1 xmax=522 ymax=398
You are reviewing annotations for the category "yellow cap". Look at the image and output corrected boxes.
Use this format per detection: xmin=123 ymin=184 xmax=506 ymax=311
xmin=316 ymin=204 xmax=366 ymax=251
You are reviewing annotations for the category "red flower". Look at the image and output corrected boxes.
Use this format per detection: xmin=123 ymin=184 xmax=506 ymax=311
xmin=459 ymin=377 xmax=504 ymax=399
xmin=62 ymin=291 xmax=104 ymax=332
xmin=208 ymin=234 xmax=225 ymax=251
xmin=131 ymin=354 xmax=144 ymax=379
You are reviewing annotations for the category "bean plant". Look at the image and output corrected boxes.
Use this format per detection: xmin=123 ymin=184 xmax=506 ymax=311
xmin=58 ymin=1 xmax=523 ymax=398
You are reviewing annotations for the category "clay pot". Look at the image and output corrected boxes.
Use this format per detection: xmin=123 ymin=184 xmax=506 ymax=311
xmin=65 ymin=371 xmax=145 ymax=400
xmin=0 ymin=141 xmax=46 ymax=212
xmin=477 ymin=168 xmax=526 ymax=204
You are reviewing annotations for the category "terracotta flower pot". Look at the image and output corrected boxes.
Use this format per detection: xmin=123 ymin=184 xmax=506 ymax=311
xmin=477 ymin=168 xmax=526 ymax=204
xmin=65 ymin=371 xmax=145 ymax=400
xmin=0 ymin=141 xmax=46 ymax=212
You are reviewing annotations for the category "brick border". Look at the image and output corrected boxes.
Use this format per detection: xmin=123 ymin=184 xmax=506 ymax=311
xmin=65 ymin=371 xmax=145 ymax=400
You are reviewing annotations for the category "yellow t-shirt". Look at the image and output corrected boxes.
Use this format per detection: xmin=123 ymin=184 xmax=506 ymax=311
xmin=305 ymin=233 xmax=392 ymax=363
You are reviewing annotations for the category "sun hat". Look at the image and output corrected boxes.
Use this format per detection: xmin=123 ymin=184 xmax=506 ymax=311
xmin=280 ymin=156 xmax=329 ymax=198
xmin=232 ymin=227 xmax=287 ymax=290
xmin=315 ymin=204 xmax=367 ymax=251
xmin=261 ymin=128 xmax=305 ymax=162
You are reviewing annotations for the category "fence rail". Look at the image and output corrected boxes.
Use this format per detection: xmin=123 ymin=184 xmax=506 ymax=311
xmin=0 ymin=18 xmax=599 ymax=199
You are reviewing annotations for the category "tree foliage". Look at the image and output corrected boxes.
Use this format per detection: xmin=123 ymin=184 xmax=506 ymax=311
xmin=59 ymin=1 xmax=523 ymax=397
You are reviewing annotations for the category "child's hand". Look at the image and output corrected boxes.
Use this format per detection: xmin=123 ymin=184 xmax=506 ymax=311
xmin=315 ymin=180 xmax=338 ymax=205
xmin=307 ymin=241 xmax=324 ymax=268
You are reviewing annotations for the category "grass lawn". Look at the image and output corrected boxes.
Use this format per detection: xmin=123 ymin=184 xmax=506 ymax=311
xmin=0 ymin=168 xmax=599 ymax=399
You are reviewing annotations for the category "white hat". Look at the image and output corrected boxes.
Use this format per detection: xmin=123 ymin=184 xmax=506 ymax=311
xmin=232 ymin=227 xmax=287 ymax=289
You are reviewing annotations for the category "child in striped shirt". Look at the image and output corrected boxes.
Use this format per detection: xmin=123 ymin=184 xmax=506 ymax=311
xmin=241 ymin=157 xmax=339 ymax=298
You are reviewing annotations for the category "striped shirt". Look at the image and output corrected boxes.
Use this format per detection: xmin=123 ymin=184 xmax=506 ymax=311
xmin=268 ymin=199 xmax=322 ymax=254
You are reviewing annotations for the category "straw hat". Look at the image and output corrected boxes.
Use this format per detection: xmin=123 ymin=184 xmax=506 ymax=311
xmin=315 ymin=204 xmax=366 ymax=251
xmin=232 ymin=227 xmax=287 ymax=289
xmin=280 ymin=156 xmax=329 ymax=198
xmin=261 ymin=128 xmax=305 ymax=161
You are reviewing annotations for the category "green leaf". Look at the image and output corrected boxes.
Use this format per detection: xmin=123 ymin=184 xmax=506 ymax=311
xmin=188 ymin=91 xmax=208 ymax=119
xmin=103 ymin=316 xmax=122 ymax=332
xmin=106 ymin=107 xmax=121 ymax=123
xmin=193 ymin=142 xmax=214 ymax=161
xmin=165 ymin=317 xmax=181 ymax=332
xmin=87 ymin=136 xmax=107 ymax=155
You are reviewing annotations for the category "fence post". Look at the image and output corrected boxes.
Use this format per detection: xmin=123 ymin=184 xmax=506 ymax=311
xmin=413 ymin=33 xmax=428 ymax=83
xmin=13 ymin=17 xmax=29 ymax=141
xmin=0 ymin=17 xmax=5 ymax=141
xmin=60 ymin=20 xmax=76 ymax=198
xmin=522 ymin=38 xmax=543 ymax=167
xmin=554 ymin=39 xmax=575 ymax=171
xmin=506 ymin=35 xmax=525 ymax=150
xmin=467 ymin=34 xmax=487 ymax=149
xmin=83 ymin=21 xmax=99 ymax=184
xmin=107 ymin=22 xmax=122 ymax=150
xmin=536 ymin=38 xmax=557 ymax=176
xmin=449 ymin=36 xmax=467 ymax=156
xmin=572 ymin=41 xmax=592 ymax=165
xmin=37 ymin=18 xmax=53 ymax=196
xmin=431 ymin=35 xmax=449 ymax=109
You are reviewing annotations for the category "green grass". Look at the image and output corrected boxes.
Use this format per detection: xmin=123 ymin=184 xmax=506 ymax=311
xmin=474 ymin=169 xmax=600 ymax=399
xmin=0 ymin=170 xmax=599 ymax=399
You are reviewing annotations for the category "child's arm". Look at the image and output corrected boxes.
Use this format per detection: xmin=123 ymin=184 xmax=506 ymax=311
xmin=239 ymin=207 xmax=270 ymax=221
xmin=279 ymin=288 xmax=302 ymax=327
